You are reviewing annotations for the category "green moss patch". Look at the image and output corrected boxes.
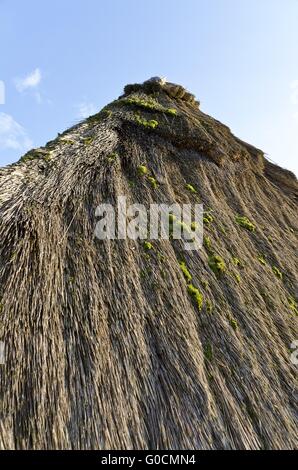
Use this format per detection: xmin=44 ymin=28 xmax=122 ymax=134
xmin=229 ymin=317 xmax=238 ymax=331
xmin=138 ymin=165 xmax=148 ymax=176
xmin=137 ymin=165 xmax=158 ymax=189
xmin=122 ymin=96 xmax=177 ymax=117
xmin=20 ymin=149 xmax=52 ymax=163
xmin=185 ymin=183 xmax=197 ymax=194
xmin=166 ymin=108 xmax=177 ymax=116
xmin=258 ymin=255 xmax=266 ymax=265
xmin=135 ymin=113 xmax=159 ymax=129
xmin=232 ymin=272 xmax=241 ymax=283
xmin=288 ymin=296 xmax=298 ymax=315
xmin=203 ymin=236 xmax=212 ymax=252
xmin=235 ymin=215 xmax=255 ymax=232
xmin=143 ymin=241 xmax=153 ymax=251
xmin=148 ymin=176 xmax=158 ymax=189
xmin=187 ymin=284 xmax=203 ymax=311
xmin=232 ymin=257 xmax=241 ymax=266
xmin=208 ymin=254 xmax=226 ymax=276
xmin=83 ymin=137 xmax=94 ymax=145
xmin=179 ymin=261 xmax=192 ymax=283
xmin=272 ymin=266 xmax=283 ymax=280
xmin=86 ymin=107 xmax=112 ymax=123
xmin=123 ymin=96 xmax=160 ymax=111
xmin=203 ymin=213 xmax=214 ymax=226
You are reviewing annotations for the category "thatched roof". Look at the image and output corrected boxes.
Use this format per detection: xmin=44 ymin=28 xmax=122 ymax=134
xmin=0 ymin=78 xmax=297 ymax=449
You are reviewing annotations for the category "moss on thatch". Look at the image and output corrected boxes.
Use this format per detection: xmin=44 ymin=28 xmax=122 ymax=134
xmin=232 ymin=257 xmax=241 ymax=267
xmin=185 ymin=183 xmax=197 ymax=194
xmin=258 ymin=255 xmax=266 ymax=265
xmin=187 ymin=284 xmax=203 ymax=311
xmin=272 ymin=266 xmax=283 ymax=280
xmin=137 ymin=165 xmax=148 ymax=175
xmin=121 ymin=96 xmax=177 ymax=117
xmin=134 ymin=114 xmax=158 ymax=129
xmin=208 ymin=254 xmax=226 ymax=276
xmin=288 ymin=296 xmax=298 ymax=315
xmin=235 ymin=215 xmax=255 ymax=232
xmin=203 ymin=213 xmax=214 ymax=226
xmin=203 ymin=236 xmax=212 ymax=252
xmin=147 ymin=176 xmax=158 ymax=189
xmin=179 ymin=260 xmax=192 ymax=283
xmin=143 ymin=241 xmax=153 ymax=251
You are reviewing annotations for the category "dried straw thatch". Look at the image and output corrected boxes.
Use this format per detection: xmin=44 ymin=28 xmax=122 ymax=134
xmin=0 ymin=78 xmax=297 ymax=449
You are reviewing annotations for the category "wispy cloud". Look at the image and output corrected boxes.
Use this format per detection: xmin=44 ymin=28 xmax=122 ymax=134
xmin=14 ymin=68 xmax=42 ymax=93
xmin=76 ymin=102 xmax=97 ymax=119
xmin=0 ymin=113 xmax=33 ymax=151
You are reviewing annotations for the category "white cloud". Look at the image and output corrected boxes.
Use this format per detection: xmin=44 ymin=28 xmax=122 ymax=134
xmin=76 ymin=102 xmax=97 ymax=119
xmin=14 ymin=68 xmax=42 ymax=93
xmin=0 ymin=113 xmax=33 ymax=151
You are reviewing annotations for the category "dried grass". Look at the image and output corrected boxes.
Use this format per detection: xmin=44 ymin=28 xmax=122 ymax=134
xmin=0 ymin=80 xmax=297 ymax=449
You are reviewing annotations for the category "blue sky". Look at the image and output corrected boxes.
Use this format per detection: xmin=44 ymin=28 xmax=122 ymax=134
xmin=1 ymin=0 xmax=298 ymax=175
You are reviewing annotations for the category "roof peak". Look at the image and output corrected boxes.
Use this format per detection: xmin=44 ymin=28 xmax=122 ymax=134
xmin=123 ymin=77 xmax=199 ymax=107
